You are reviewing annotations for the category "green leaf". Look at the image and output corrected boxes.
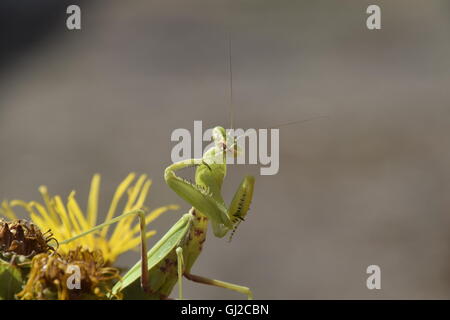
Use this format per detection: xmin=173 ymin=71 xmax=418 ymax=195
xmin=0 ymin=260 xmax=23 ymax=300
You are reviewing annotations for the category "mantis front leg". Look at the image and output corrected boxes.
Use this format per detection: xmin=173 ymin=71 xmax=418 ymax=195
xmin=165 ymin=158 xmax=255 ymax=238
xmin=164 ymin=159 xmax=232 ymax=236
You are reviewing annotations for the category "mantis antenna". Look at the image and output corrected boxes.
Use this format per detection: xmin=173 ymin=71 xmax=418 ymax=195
xmin=229 ymin=33 xmax=234 ymax=131
xmin=223 ymin=33 xmax=327 ymax=243
xmin=224 ymin=35 xmax=327 ymax=150
xmin=267 ymin=115 xmax=329 ymax=129
xmin=225 ymin=115 xmax=329 ymax=150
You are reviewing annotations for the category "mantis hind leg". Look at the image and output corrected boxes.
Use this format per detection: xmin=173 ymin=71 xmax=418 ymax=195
xmin=176 ymin=247 xmax=184 ymax=300
xmin=184 ymin=272 xmax=253 ymax=300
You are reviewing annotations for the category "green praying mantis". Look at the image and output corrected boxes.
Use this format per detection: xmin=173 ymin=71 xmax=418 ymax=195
xmin=61 ymin=126 xmax=255 ymax=300
xmin=61 ymin=36 xmax=257 ymax=299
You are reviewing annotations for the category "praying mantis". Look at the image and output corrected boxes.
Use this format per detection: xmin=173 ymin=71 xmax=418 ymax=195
xmin=60 ymin=35 xmax=256 ymax=299
xmin=61 ymin=127 xmax=255 ymax=300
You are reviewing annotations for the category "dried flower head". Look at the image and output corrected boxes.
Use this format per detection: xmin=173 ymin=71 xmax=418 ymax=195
xmin=17 ymin=246 xmax=121 ymax=300
xmin=0 ymin=219 xmax=56 ymax=258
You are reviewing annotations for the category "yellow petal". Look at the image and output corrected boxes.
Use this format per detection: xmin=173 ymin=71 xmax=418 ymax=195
xmin=131 ymin=205 xmax=179 ymax=236
xmin=1 ymin=200 xmax=18 ymax=220
xmin=53 ymin=196 xmax=72 ymax=236
xmin=87 ymin=174 xmax=101 ymax=228
xmin=38 ymin=186 xmax=59 ymax=222
xmin=110 ymin=175 xmax=148 ymax=243
xmin=101 ymin=173 xmax=135 ymax=237
xmin=112 ymin=230 xmax=157 ymax=257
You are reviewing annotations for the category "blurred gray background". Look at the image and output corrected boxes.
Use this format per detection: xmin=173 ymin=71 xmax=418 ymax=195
xmin=1 ymin=0 xmax=450 ymax=299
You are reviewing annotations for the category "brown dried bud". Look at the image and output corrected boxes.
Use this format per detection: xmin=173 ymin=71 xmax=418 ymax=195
xmin=0 ymin=219 xmax=56 ymax=257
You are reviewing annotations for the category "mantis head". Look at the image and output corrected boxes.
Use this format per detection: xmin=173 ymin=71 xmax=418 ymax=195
xmin=212 ymin=126 xmax=240 ymax=159
xmin=212 ymin=126 xmax=227 ymax=148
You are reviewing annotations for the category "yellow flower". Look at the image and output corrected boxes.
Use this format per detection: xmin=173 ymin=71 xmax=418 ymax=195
xmin=0 ymin=173 xmax=178 ymax=263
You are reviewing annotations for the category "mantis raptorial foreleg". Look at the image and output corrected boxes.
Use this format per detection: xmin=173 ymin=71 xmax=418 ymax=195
xmin=165 ymin=156 xmax=253 ymax=238
xmin=165 ymin=159 xmax=232 ymax=237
